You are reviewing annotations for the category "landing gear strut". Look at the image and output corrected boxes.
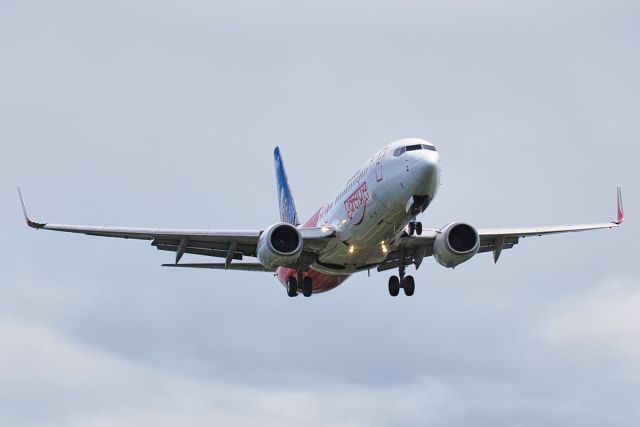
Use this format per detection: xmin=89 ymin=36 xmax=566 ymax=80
xmin=388 ymin=263 xmax=416 ymax=297
xmin=408 ymin=221 xmax=423 ymax=236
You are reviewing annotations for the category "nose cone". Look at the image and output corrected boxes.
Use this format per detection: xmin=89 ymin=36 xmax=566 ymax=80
xmin=409 ymin=149 xmax=440 ymax=195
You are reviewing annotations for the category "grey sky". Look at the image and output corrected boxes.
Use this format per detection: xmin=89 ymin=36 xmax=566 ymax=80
xmin=1 ymin=1 xmax=639 ymax=426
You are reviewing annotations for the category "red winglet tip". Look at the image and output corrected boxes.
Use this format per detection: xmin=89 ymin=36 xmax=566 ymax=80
xmin=615 ymin=186 xmax=624 ymax=225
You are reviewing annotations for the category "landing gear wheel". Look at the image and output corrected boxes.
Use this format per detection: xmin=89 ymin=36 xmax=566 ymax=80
xmin=403 ymin=275 xmax=415 ymax=296
xmin=286 ymin=277 xmax=298 ymax=297
xmin=415 ymin=222 xmax=423 ymax=236
xmin=388 ymin=276 xmax=400 ymax=297
xmin=302 ymin=276 xmax=313 ymax=297
xmin=408 ymin=222 xmax=415 ymax=236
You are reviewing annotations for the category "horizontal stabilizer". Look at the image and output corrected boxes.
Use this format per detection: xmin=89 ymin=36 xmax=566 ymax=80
xmin=162 ymin=263 xmax=275 ymax=272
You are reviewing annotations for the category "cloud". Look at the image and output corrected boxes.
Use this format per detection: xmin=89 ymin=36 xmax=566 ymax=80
xmin=5 ymin=281 xmax=640 ymax=427
xmin=0 ymin=319 xmax=460 ymax=427
xmin=539 ymin=277 xmax=640 ymax=365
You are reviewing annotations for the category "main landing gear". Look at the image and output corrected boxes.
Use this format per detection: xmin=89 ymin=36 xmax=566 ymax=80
xmin=388 ymin=264 xmax=415 ymax=297
xmin=302 ymin=276 xmax=313 ymax=297
xmin=286 ymin=277 xmax=298 ymax=297
xmin=286 ymin=275 xmax=313 ymax=298
xmin=407 ymin=221 xmax=423 ymax=236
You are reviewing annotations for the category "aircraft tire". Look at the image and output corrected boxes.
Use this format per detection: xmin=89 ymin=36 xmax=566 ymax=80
xmin=287 ymin=277 xmax=298 ymax=297
xmin=416 ymin=222 xmax=423 ymax=236
xmin=388 ymin=276 xmax=400 ymax=297
xmin=302 ymin=276 xmax=313 ymax=297
xmin=403 ymin=275 xmax=415 ymax=296
xmin=408 ymin=222 xmax=415 ymax=236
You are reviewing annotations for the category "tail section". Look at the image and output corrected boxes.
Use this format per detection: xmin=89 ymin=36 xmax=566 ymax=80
xmin=274 ymin=147 xmax=300 ymax=226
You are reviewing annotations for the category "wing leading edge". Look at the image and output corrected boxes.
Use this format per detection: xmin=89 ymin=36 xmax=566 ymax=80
xmin=380 ymin=187 xmax=624 ymax=270
xmin=477 ymin=186 xmax=623 ymax=262
xmin=17 ymin=188 xmax=333 ymax=270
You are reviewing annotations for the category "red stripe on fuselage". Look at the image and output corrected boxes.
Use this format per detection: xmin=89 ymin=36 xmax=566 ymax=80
xmin=304 ymin=208 xmax=322 ymax=228
xmin=277 ymin=266 xmax=349 ymax=293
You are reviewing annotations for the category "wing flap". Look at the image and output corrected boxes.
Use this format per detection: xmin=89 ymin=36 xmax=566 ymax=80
xmin=162 ymin=263 xmax=275 ymax=272
xmin=151 ymin=238 xmax=257 ymax=257
xmin=155 ymin=245 xmax=244 ymax=261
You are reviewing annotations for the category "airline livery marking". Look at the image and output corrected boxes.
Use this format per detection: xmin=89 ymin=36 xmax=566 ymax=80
xmin=344 ymin=182 xmax=370 ymax=225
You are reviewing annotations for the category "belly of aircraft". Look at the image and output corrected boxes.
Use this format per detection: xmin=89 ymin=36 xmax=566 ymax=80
xmin=313 ymin=201 xmax=412 ymax=274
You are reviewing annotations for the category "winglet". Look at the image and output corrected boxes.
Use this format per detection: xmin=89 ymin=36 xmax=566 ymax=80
xmin=615 ymin=186 xmax=624 ymax=225
xmin=17 ymin=188 xmax=46 ymax=229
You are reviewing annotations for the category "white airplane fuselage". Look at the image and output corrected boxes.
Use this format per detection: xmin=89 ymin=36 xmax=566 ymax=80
xmin=277 ymin=138 xmax=440 ymax=292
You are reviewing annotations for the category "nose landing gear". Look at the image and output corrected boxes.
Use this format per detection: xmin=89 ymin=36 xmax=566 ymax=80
xmin=403 ymin=275 xmax=415 ymax=296
xmin=408 ymin=221 xmax=423 ymax=236
xmin=388 ymin=275 xmax=400 ymax=296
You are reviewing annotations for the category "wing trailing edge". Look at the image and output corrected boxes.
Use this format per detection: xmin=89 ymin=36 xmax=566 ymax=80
xmin=162 ymin=263 xmax=275 ymax=272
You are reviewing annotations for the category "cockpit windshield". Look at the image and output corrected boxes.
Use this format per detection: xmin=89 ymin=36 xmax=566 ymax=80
xmin=393 ymin=144 xmax=436 ymax=157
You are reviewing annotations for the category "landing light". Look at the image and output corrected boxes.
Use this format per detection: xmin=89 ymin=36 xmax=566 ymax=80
xmin=321 ymin=226 xmax=330 ymax=232
xmin=348 ymin=245 xmax=356 ymax=254
xmin=381 ymin=242 xmax=388 ymax=254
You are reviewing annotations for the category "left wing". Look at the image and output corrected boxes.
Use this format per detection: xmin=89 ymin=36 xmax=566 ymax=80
xmin=18 ymin=188 xmax=334 ymax=268
xmin=477 ymin=186 xmax=624 ymax=262
xmin=378 ymin=187 xmax=624 ymax=271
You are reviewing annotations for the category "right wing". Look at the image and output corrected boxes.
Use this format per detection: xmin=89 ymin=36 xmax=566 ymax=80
xmin=162 ymin=263 xmax=275 ymax=272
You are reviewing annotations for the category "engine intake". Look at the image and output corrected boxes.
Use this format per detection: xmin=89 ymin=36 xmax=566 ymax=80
xmin=257 ymin=223 xmax=303 ymax=269
xmin=433 ymin=222 xmax=480 ymax=268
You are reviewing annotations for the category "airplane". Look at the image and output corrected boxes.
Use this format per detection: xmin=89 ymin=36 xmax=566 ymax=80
xmin=19 ymin=138 xmax=624 ymax=298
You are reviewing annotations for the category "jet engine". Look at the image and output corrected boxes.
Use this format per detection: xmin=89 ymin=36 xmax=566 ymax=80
xmin=257 ymin=223 xmax=303 ymax=269
xmin=433 ymin=222 xmax=480 ymax=268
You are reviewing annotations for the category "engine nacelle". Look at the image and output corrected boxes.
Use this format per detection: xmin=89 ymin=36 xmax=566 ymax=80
xmin=257 ymin=222 xmax=303 ymax=269
xmin=433 ymin=222 xmax=480 ymax=268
